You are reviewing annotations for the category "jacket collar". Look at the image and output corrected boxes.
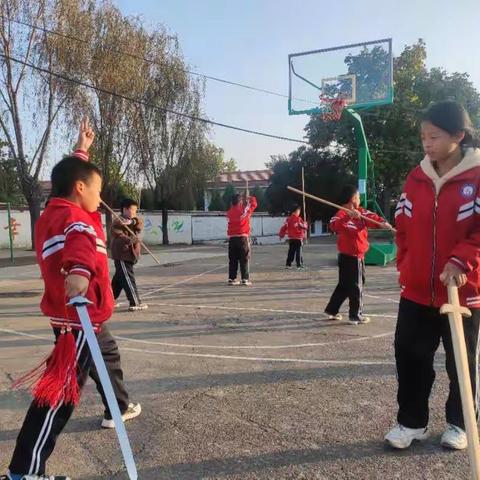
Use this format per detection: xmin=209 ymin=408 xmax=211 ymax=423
xmin=47 ymin=197 xmax=101 ymax=219
xmin=419 ymin=148 xmax=480 ymax=194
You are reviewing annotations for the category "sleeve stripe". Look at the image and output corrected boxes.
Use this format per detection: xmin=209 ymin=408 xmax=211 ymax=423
xmin=73 ymin=149 xmax=89 ymax=161
xmin=64 ymin=222 xmax=97 ymax=237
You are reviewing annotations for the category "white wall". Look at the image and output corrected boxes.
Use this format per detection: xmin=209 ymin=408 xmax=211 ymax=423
xmin=142 ymin=213 xmax=192 ymax=244
xmin=191 ymin=215 xmax=226 ymax=242
xmin=0 ymin=209 xmax=33 ymax=249
xmin=0 ymin=209 xmax=317 ymax=248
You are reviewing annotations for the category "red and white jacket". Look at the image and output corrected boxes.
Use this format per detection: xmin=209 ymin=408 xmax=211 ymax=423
xmin=396 ymin=148 xmax=480 ymax=309
xmin=329 ymin=208 xmax=385 ymax=258
xmin=279 ymin=214 xmax=308 ymax=240
xmin=227 ymin=196 xmax=258 ymax=237
xmin=35 ymin=150 xmax=113 ymax=330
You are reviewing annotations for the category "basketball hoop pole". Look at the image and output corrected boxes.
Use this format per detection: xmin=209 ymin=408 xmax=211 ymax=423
xmin=344 ymin=108 xmax=370 ymax=209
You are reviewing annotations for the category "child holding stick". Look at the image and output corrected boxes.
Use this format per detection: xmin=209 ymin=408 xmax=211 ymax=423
xmin=324 ymin=185 xmax=391 ymax=325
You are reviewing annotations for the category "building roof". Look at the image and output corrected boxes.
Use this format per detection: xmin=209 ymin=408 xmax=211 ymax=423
xmin=208 ymin=169 xmax=272 ymax=188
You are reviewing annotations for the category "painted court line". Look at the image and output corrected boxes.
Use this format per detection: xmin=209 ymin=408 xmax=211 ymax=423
xmin=140 ymin=264 xmax=227 ymax=299
xmin=114 ymin=331 xmax=395 ymax=350
xmin=364 ymin=293 xmax=400 ymax=304
xmin=0 ymin=328 xmax=48 ymax=340
xmin=120 ymin=346 xmax=397 ymax=366
xmin=0 ymin=328 xmax=398 ymax=367
xmin=147 ymin=301 xmax=398 ymax=319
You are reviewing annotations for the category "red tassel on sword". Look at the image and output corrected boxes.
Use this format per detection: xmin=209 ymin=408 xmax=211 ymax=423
xmin=12 ymin=326 xmax=80 ymax=408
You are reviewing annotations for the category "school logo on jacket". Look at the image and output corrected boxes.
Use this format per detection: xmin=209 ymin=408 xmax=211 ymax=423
xmin=461 ymin=183 xmax=475 ymax=199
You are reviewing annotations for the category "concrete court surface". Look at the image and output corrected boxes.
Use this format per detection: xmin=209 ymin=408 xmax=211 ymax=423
xmin=0 ymin=240 xmax=472 ymax=479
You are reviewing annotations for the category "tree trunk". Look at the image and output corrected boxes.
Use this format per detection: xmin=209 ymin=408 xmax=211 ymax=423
xmin=28 ymin=197 xmax=41 ymax=250
xmin=162 ymin=206 xmax=169 ymax=245
xmin=105 ymin=210 xmax=113 ymax=246
xmin=102 ymin=190 xmax=115 ymax=246
xmin=383 ymin=187 xmax=393 ymax=222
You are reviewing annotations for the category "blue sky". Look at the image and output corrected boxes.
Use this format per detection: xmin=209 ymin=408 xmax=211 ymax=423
xmin=116 ymin=0 xmax=480 ymax=171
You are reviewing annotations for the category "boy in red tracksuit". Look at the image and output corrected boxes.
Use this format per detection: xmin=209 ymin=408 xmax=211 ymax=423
xmin=324 ymin=184 xmax=391 ymax=325
xmin=2 ymin=121 xmax=140 ymax=480
xmin=279 ymin=205 xmax=308 ymax=270
xmin=385 ymin=101 xmax=480 ymax=451
xmin=226 ymin=193 xmax=257 ymax=286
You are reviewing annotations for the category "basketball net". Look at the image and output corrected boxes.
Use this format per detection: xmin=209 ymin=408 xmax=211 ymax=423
xmin=320 ymin=96 xmax=347 ymax=122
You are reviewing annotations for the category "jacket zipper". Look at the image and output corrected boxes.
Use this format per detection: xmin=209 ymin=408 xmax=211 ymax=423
xmin=430 ymin=185 xmax=438 ymax=306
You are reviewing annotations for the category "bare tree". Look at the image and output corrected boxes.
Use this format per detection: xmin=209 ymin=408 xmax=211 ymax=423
xmin=135 ymin=35 xmax=206 ymax=244
xmin=0 ymin=0 xmax=92 ymax=247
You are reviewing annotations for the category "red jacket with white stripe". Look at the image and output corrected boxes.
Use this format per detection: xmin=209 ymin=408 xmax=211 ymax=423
xmin=227 ymin=196 xmax=258 ymax=237
xmin=35 ymin=197 xmax=113 ymax=330
xmin=396 ymin=148 xmax=480 ymax=309
xmin=329 ymin=208 xmax=385 ymax=258
xmin=279 ymin=214 xmax=308 ymax=240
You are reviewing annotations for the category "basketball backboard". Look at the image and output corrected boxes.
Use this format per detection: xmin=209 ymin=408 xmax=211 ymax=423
xmin=288 ymin=38 xmax=393 ymax=116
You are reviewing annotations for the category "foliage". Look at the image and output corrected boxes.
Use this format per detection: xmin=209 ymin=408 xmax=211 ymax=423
xmin=208 ymin=190 xmax=226 ymax=211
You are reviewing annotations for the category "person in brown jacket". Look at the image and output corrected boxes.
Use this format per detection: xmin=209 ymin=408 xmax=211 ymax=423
xmin=111 ymin=198 xmax=148 ymax=311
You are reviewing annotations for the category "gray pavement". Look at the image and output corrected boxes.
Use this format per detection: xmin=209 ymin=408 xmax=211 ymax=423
xmin=0 ymin=240 xmax=471 ymax=479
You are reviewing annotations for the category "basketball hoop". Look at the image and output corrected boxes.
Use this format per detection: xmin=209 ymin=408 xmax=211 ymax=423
xmin=320 ymin=96 xmax=347 ymax=122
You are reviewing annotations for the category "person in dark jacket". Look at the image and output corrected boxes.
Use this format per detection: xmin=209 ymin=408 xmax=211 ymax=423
xmin=110 ymin=198 xmax=148 ymax=311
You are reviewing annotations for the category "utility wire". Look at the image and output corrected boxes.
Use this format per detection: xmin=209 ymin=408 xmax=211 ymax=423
xmin=6 ymin=16 xmax=314 ymax=105
xmin=0 ymin=52 xmax=308 ymax=144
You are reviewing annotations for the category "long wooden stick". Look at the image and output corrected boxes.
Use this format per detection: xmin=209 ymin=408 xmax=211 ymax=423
xmin=441 ymin=283 xmax=480 ymax=480
xmin=301 ymin=168 xmax=308 ymax=244
xmin=287 ymin=185 xmax=395 ymax=232
xmin=301 ymin=167 xmax=307 ymax=225
xmin=101 ymin=200 xmax=161 ymax=265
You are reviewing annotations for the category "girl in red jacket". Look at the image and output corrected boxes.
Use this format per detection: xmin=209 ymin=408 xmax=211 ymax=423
xmin=385 ymin=101 xmax=480 ymax=451
xmin=279 ymin=205 xmax=308 ymax=270
xmin=324 ymin=185 xmax=390 ymax=325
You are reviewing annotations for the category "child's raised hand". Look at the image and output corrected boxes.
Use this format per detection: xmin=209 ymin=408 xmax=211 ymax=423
xmin=65 ymin=274 xmax=89 ymax=298
xmin=75 ymin=117 xmax=95 ymax=152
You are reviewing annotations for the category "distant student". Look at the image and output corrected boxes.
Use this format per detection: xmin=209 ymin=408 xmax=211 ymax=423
xmin=110 ymin=198 xmax=148 ymax=311
xmin=226 ymin=192 xmax=257 ymax=285
xmin=324 ymin=184 xmax=392 ymax=325
xmin=279 ymin=205 xmax=308 ymax=270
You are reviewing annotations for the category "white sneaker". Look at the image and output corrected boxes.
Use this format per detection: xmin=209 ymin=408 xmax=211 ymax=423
xmin=101 ymin=402 xmax=142 ymax=429
xmin=441 ymin=424 xmax=467 ymax=450
xmin=324 ymin=312 xmax=342 ymax=321
xmin=241 ymin=279 xmax=252 ymax=286
xmin=228 ymin=279 xmax=240 ymax=285
xmin=128 ymin=304 xmax=148 ymax=311
xmin=349 ymin=315 xmax=370 ymax=325
xmin=385 ymin=423 xmax=429 ymax=449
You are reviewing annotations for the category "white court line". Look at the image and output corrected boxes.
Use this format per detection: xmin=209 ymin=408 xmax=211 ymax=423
xmin=140 ymin=264 xmax=227 ymax=299
xmin=146 ymin=301 xmax=398 ymax=319
xmin=364 ymin=293 xmax=400 ymax=304
xmin=0 ymin=328 xmax=48 ymax=339
xmin=114 ymin=331 xmax=395 ymax=350
xmin=120 ymin=346 xmax=396 ymax=366
xmin=0 ymin=328 xmax=396 ymax=366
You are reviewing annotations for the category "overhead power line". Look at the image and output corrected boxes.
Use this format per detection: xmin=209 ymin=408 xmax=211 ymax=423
xmin=6 ymin=16 xmax=314 ymax=104
xmin=0 ymin=52 xmax=308 ymax=144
